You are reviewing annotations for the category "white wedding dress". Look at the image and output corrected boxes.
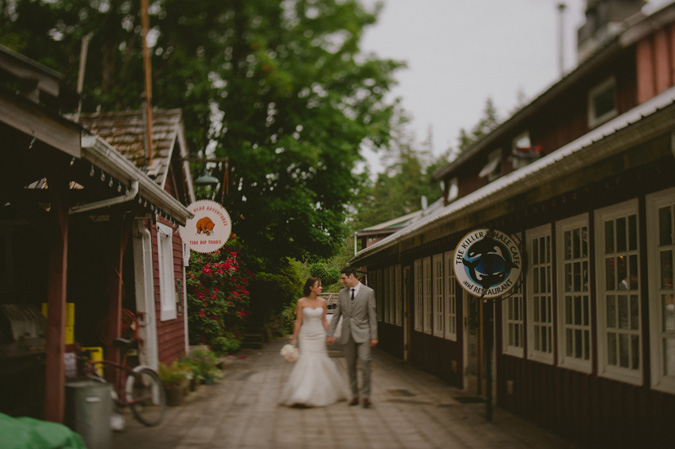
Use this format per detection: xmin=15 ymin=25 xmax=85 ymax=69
xmin=279 ymin=307 xmax=349 ymax=407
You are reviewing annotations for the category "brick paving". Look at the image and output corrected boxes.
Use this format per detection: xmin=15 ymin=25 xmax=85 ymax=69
xmin=111 ymin=338 xmax=579 ymax=449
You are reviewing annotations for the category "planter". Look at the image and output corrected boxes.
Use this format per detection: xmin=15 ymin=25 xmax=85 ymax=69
xmin=165 ymin=385 xmax=185 ymax=406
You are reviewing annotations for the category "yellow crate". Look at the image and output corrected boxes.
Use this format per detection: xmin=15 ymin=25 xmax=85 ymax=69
xmin=82 ymin=346 xmax=104 ymax=376
xmin=41 ymin=302 xmax=75 ymax=326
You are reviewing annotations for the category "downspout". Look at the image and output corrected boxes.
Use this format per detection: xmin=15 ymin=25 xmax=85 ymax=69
xmin=69 ymin=180 xmax=139 ymax=214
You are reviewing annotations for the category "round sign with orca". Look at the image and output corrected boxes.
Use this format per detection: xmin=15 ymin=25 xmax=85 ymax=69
xmin=453 ymin=229 xmax=522 ymax=299
xmin=180 ymin=200 xmax=232 ymax=254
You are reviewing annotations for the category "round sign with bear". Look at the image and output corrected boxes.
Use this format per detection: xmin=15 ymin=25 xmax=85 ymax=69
xmin=180 ymin=200 xmax=232 ymax=253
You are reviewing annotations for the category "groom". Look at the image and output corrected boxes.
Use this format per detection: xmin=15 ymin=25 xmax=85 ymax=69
xmin=327 ymin=267 xmax=378 ymax=408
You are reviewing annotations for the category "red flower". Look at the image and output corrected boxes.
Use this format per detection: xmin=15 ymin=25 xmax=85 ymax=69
xmin=199 ymin=309 xmax=206 ymax=318
xmin=211 ymin=315 xmax=219 ymax=322
xmin=227 ymin=302 xmax=234 ymax=306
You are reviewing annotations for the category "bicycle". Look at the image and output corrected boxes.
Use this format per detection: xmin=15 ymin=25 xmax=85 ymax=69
xmin=79 ymin=338 xmax=167 ymax=426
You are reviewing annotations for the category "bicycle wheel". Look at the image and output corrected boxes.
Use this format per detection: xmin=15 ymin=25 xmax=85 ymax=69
xmin=126 ymin=367 xmax=166 ymax=426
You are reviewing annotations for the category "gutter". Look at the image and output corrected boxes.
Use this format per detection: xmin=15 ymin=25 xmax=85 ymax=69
xmin=79 ymin=134 xmax=193 ymax=225
xmin=70 ymin=180 xmax=139 ymax=214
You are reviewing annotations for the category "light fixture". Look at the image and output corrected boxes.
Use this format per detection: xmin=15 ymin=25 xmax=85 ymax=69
xmin=195 ymin=167 xmax=219 ymax=187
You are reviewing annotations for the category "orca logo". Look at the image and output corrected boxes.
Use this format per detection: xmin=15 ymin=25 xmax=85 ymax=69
xmin=454 ymin=229 xmax=521 ymax=299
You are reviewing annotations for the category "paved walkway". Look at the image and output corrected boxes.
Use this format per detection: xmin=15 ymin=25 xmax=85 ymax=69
xmin=112 ymin=338 xmax=579 ymax=449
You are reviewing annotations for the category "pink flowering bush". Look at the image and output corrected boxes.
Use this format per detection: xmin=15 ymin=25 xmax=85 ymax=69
xmin=186 ymin=239 xmax=252 ymax=353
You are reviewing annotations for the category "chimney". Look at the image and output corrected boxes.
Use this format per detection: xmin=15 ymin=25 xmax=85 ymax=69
xmin=576 ymin=0 xmax=646 ymax=63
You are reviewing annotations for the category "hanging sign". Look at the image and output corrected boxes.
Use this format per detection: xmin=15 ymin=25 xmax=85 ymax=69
xmin=179 ymin=200 xmax=231 ymax=253
xmin=454 ymin=229 xmax=522 ymax=299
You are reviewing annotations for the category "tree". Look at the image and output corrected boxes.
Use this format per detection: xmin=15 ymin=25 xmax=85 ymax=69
xmin=353 ymin=109 xmax=442 ymax=231
xmin=455 ymin=97 xmax=500 ymax=156
xmin=1 ymin=0 xmax=404 ymax=268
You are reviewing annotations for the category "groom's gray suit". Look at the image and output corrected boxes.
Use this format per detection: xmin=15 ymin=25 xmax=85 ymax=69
xmin=327 ymin=282 xmax=378 ymax=399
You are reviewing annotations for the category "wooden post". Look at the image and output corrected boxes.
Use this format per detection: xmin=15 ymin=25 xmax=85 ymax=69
xmin=105 ymin=213 xmax=134 ymax=369
xmin=44 ymin=167 xmax=69 ymax=423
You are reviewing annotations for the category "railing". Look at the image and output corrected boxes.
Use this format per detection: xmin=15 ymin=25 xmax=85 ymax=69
xmin=323 ymin=292 xmax=339 ymax=311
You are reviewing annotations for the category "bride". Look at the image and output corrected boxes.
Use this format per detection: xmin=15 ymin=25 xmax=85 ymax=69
xmin=279 ymin=277 xmax=349 ymax=407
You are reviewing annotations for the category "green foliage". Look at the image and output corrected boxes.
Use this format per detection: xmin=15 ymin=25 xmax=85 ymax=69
xmin=185 ymin=347 xmax=221 ymax=381
xmin=308 ymin=262 xmax=340 ymax=287
xmin=248 ymin=259 xmax=305 ymax=322
xmin=456 ymin=97 xmax=500 ymax=155
xmin=158 ymin=361 xmax=190 ymax=387
xmin=1 ymin=0 xmax=404 ymax=267
xmin=185 ymin=240 xmax=252 ymax=353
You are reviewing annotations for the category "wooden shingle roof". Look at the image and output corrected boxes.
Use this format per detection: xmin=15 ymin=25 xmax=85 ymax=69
xmin=79 ymin=109 xmax=183 ymax=187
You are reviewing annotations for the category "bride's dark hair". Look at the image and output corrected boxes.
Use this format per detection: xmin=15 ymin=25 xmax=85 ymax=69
xmin=303 ymin=277 xmax=321 ymax=296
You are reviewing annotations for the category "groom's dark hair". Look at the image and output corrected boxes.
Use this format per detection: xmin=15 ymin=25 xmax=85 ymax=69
xmin=340 ymin=267 xmax=358 ymax=278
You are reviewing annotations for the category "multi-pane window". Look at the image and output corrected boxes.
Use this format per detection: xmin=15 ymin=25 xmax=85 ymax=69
xmin=414 ymin=260 xmax=423 ymax=332
xmin=504 ymin=284 xmax=524 ymax=357
xmin=647 ymin=188 xmax=675 ymax=394
xmin=527 ymin=225 xmax=553 ymax=363
xmin=383 ymin=267 xmax=390 ymax=324
xmin=423 ymin=257 xmax=432 ymax=334
xmin=588 ymin=77 xmax=617 ymax=127
xmin=388 ymin=265 xmax=395 ymax=324
xmin=395 ymin=264 xmax=402 ymax=326
xmin=157 ymin=223 xmax=177 ymax=321
xmin=433 ymin=254 xmax=444 ymax=337
xmin=596 ymin=200 xmax=641 ymax=384
xmin=443 ymin=251 xmax=458 ymax=341
xmin=557 ymin=214 xmax=591 ymax=372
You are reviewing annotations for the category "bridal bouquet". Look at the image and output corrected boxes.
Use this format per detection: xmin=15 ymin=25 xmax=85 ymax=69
xmin=280 ymin=344 xmax=299 ymax=362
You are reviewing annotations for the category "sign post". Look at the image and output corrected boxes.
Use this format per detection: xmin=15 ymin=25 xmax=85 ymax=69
xmin=453 ymin=228 xmax=522 ymax=422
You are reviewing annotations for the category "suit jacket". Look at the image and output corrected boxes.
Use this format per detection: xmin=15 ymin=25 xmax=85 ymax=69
xmin=327 ymin=283 xmax=378 ymax=344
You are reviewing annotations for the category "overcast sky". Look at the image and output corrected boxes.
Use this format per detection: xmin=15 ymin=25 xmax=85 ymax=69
xmin=358 ymin=0 xmax=672 ymax=171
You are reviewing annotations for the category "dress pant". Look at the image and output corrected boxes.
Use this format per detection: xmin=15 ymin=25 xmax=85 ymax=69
xmin=344 ymin=330 xmax=372 ymax=398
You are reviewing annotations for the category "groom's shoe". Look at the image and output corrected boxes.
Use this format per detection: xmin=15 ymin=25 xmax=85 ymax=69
xmin=362 ymin=398 xmax=371 ymax=409
xmin=348 ymin=397 xmax=359 ymax=406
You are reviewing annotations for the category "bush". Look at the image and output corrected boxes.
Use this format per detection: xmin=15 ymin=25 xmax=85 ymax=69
xmin=186 ymin=241 xmax=252 ymax=353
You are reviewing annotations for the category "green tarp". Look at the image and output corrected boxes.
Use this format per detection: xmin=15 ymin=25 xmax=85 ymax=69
xmin=0 ymin=413 xmax=86 ymax=449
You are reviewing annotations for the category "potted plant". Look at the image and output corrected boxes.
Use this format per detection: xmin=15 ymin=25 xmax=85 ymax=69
xmin=177 ymin=356 xmax=202 ymax=392
xmin=188 ymin=348 xmax=221 ymax=385
xmin=158 ymin=361 xmax=190 ymax=405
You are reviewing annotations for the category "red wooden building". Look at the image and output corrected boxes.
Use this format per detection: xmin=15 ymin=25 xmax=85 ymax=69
xmin=351 ymin=1 xmax=675 ymax=447
xmin=0 ymin=45 xmax=194 ymax=423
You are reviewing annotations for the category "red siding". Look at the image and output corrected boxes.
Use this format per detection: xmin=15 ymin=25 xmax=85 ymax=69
xmin=151 ymin=217 xmax=187 ymax=364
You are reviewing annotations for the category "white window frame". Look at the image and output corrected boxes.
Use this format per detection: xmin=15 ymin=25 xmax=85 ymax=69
xmin=447 ymin=177 xmax=459 ymax=202
xmin=646 ymin=187 xmax=675 ymax=394
xmin=588 ymin=77 xmax=617 ymax=128
xmin=433 ymin=254 xmax=444 ymax=337
xmin=526 ymin=225 xmax=553 ymax=363
xmin=500 ymin=231 xmax=524 ymax=358
xmin=383 ymin=267 xmax=390 ymax=324
xmin=595 ymin=199 xmax=642 ymax=385
xmin=414 ymin=259 xmax=423 ymax=332
xmin=557 ymin=213 xmax=592 ymax=373
xmin=479 ymin=148 xmax=502 ymax=181
xmin=157 ymin=222 xmax=177 ymax=321
xmin=395 ymin=264 xmax=403 ymax=326
xmin=423 ymin=257 xmax=432 ymax=335
xmin=443 ymin=251 xmax=458 ymax=341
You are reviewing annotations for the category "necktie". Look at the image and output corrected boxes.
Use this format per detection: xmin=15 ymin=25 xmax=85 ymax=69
xmin=351 ymin=288 xmax=355 ymax=300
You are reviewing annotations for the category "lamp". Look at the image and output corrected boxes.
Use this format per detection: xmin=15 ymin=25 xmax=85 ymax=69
xmin=194 ymin=167 xmax=219 ymax=187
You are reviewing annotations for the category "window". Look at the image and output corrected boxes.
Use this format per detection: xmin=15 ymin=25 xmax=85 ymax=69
xmin=479 ymin=149 xmax=502 ymax=181
xmin=557 ymin=214 xmax=592 ymax=372
xmin=588 ymin=77 xmax=617 ymax=127
xmin=595 ymin=200 xmax=641 ymax=384
xmin=383 ymin=267 xmax=390 ymax=324
xmin=388 ymin=265 xmax=395 ymax=324
xmin=447 ymin=177 xmax=458 ymax=202
xmin=374 ymin=269 xmax=382 ymax=322
xmin=443 ymin=251 xmax=458 ymax=341
xmin=414 ymin=259 xmax=423 ymax=332
xmin=157 ymin=223 xmax=177 ymax=321
xmin=511 ymin=131 xmax=539 ymax=170
xmin=504 ymin=283 xmax=524 ymax=358
xmin=647 ymin=188 xmax=675 ymax=394
xmin=433 ymin=254 xmax=444 ymax=337
xmin=423 ymin=257 xmax=432 ymax=334
xmin=527 ymin=225 xmax=553 ymax=363
xmin=395 ymin=264 xmax=403 ymax=326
